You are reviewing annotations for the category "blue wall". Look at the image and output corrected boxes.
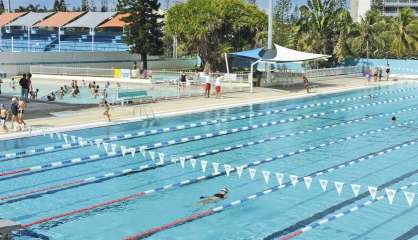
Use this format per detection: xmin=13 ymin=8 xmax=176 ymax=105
xmin=345 ymin=58 xmax=418 ymax=75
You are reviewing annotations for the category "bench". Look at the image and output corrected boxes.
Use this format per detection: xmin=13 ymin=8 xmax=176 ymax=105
xmin=0 ymin=219 xmax=21 ymax=240
xmin=117 ymin=90 xmax=153 ymax=105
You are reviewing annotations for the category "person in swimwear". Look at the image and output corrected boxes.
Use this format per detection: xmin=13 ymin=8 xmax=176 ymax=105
xmin=198 ymin=188 xmax=229 ymax=205
xmin=0 ymin=104 xmax=8 ymax=132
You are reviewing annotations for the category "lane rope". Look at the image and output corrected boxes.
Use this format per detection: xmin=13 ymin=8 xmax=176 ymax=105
xmin=19 ymin=123 xmax=418 ymax=229
xmin=1 ymin=86 xmax=416 ymax=161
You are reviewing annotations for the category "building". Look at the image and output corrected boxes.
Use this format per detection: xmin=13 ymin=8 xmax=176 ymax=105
xmin=350 ymin=0 xmax=417 ymax=21
xmin=350 ymin=0 xmax=371 ymax=22
xmin=382 ymin=0 xmax=418 ymax=17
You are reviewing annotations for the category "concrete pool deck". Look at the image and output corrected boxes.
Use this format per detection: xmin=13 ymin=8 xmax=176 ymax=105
xmin=0 ymin=77 xmax=404 ymax=140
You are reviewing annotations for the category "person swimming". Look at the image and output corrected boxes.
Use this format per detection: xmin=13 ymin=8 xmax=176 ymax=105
xmin=391 ymin=116 xmax=396 ymax=122
xmin=198 ymin=188 xmax=229 ymax=205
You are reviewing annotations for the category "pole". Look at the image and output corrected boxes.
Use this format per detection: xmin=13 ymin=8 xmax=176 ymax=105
xmin=11 ymin=36 xmax=13 ymax=52
xmin=267 ymin=0 xmax=273 ymax=83
xmin=91 ymin=28 xmax=95 ymax=52
xmin=7 ymin=0 xmax=11 ymax=12
xmin=268 ymin=0 xmax=273 ymax=49
xmin=224 ymin=53 xmax=230 ymax=75
xmin=58 ymin=27 xmax=61 ymax=52
xmin=28 ymin=27 xmax=30 ymax=52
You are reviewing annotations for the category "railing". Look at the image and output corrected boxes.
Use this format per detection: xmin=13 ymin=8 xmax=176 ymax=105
xmin=30 ymin=65 xmax=115 ymax=77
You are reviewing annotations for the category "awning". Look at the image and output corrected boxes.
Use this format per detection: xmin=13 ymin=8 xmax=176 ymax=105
xmin=33 ymin=11 xmax=85 ymax=28
xmin=230 ymin=44 xmax=330 ymax=63
xmin=64 ymin=12 xmax=116 ymax=28
xmin=0 ymin=12 xmax=27 ymax=27
xmin=7 ymin=12 xmax=53 ymax=27
xmin=229 ymin=48 xmax=263 ymax=60
xmin=98 ymin=13 xmax=129 ymax=28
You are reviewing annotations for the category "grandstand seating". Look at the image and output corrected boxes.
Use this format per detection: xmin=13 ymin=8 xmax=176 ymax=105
xmin=0 ymin=31 xmax=129 ymax=52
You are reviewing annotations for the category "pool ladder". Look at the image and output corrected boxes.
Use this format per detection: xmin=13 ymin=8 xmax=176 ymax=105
xmin=134 ymin=105 xmax=155 ymax=119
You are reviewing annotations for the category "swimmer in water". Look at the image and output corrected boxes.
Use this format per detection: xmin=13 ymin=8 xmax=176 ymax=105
xmin=391 ymin=116 xmax=396 ymax=122
xmin=198 ymin=188 xmax=229 ymax=205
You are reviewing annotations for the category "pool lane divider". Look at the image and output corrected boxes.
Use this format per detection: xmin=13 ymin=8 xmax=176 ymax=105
xmin=1 ymin=86 xmax=417 ymax=162
xmin=278 ymin=182 xmax=418 ymax=240
xmin=0 ymin=116 xmax=408 ymax=203
xmin=121 ymin=137 xmax=418 ymax=239
xmin=19 ymin=123 xmax=418 ymax=229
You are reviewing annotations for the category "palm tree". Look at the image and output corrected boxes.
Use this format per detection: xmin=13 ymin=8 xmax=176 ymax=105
xmin=389 ymin=8 xmax=418 ymax=58
xmin=291 ymin=0 xmax=351 ymax=65
xmin=347 ymin=9 xmax=385 ymax=59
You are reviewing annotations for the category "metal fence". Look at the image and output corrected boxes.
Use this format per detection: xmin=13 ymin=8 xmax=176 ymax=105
xmin=30 ymin=65 xmax=115 ymax=77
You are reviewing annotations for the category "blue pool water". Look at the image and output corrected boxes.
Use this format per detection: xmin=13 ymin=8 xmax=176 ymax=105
xmin=1 ymin=83 xmax=418 ymax=240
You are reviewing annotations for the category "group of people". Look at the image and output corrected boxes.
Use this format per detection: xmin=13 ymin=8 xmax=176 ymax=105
xmin=202 ymin=71 xmax=222 ymax=98
xmin=1 ymin=97 xmax=27 ymax=132
xmin=365 ymin=64 xmax=391 ymax=82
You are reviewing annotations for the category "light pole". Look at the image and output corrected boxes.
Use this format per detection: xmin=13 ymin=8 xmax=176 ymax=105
xmin=266 ymin=0 xmax=273 ymax=83
xmin=7 ymin=0 xmax=11 ymax=12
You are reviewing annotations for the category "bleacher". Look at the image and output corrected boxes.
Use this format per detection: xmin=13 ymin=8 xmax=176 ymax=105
xmin=0 ymin=12 xmax=130 ymax=52
xmin=0 ymin=31 xmax=129 ymax=52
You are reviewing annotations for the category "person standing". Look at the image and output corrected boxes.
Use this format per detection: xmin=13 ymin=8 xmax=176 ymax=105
xmin=0 ymin=104 xmax=8 ymax=132
xmin=204 ymin=71 xmax=211 ymax=98
xmin=10 ymin=98 xmax=20 ymax=131
xmin=180 ymin=72 xmax=187 ymax=93
xmin=18 ymin=97 xmax=26 ymax=127
xmin=378 ymin=67 xmax=383 ymax=81
xmin=386 ymin=64 xmax=391 ymax=81
xmin=303 ymin=74 xmax=310 ymax=93
xmin=103 ymin=100 xmax=111 ymax=122
xmin=19 ymin=74 xmax=29 ymax=102
xmin=215 ymin=75 xmax=222 ymax=98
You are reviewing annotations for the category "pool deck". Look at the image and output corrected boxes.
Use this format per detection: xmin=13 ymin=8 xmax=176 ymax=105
xmin=0 ymin=77 xmax=403 ymax=140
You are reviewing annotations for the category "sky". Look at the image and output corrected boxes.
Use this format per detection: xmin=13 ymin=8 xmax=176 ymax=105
xmin=7 ymin=0 xmax=306 ymax=11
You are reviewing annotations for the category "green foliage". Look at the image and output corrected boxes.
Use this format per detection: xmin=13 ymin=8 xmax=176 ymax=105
xmin=274 ymin=0 xmax=292 ymax=23
xmin=165 ymin=0 xmax=267 ymax=72
xmin=15 ymin=4 xmax=48 ymax=12
xmin=54 ymin=0 xmax=67 ymax=11
xmin=117 ymin=0 xmax=164 ymax=70
xmin=0 ymin=0 xmax=4 ymax=14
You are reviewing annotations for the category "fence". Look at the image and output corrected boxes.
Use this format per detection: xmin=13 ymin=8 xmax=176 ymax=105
xmin=30 ymin=65 xmax=115 ymax=77
xmin=260 ymin=66 xmax=362 ymax=87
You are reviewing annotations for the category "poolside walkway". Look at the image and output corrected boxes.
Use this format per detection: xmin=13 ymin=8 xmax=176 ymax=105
xmin=0 ymin=77 xmax=400 ymax=139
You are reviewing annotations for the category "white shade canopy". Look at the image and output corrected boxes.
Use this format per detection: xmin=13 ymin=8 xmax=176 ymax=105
xmin=7 ymin=12 xmax=53 ymax=27
xmin=262 ymin=44 xmax=330 ymax=63
xmin=64 ymin=12 xmax=115 ymax=28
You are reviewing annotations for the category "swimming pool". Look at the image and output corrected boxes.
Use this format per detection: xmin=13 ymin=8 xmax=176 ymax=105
xmin=1 ymin=82 xmax=418 ymax=240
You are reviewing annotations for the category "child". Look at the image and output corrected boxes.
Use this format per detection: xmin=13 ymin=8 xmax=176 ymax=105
xmin=103 ymin=100 xmax=111 ymax=122
xmin=303 ymin=74 xmax=310 ymax=93
xmin=215 ymin=76 xmax=222 ymax=98
xmin=0 ymin=104 xmax=8 ymax=132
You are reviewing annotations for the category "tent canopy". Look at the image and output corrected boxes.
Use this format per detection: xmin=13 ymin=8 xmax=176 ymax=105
xmin=0 ymin=12 xmax=27 ymax=27
xmin=64 ymin=12 xmax=116 ymax=28
xmin=98 ymin=13 xmax=129 ymax=28
xmin=7 ymin=12 xmax=53 ymax=27
xmin=230 ymin=44 xmax=330 ymax=63
xmin=33 ymin=12 xmax=84 ymax=28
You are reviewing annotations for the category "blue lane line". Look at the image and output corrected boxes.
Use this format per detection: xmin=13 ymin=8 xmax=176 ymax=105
xmin=1 ymin=86 xmax=416 ymax=161
xmin=0 ymin=120 xmax=413 ymax=204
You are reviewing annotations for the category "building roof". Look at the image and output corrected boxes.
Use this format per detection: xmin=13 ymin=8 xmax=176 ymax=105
xmin=33 ymin=11 xmax=85 ymax=28
xmin=98 ymin=13 xmax=130 ymax=28
xmin=7 ymin=12 xmax=53 ymax=27
xmin=0 ymin=12 xmax=27 ymax=27
xmin=64 ymin=12 xmax=116 ymax=28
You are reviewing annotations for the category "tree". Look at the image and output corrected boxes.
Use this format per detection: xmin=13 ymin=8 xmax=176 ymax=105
xmin=371 ymin=0 xmax=384 ymax=12
xmin=0 ymin=0 xmax=5 ymax=14
xmin=15 ymin=4 xmax=46 ymax=12
xmin=101 ymin=0 xmax=109 ymax=12
xmin=389 ymin=8 xmax=418 ymax=57
xmin=117 ymin=0 xmax=164 ymax=72
xmin=81 ymin=0 xmax=89 ymax=11
xmin=89 ymin=0 xmax=97 ymax=11
xmin=291 ymin=0 xmax=351 ymax=65
xmin=274 ymin=0 xmax=292 ymax=23
xmin=247 ymin=0 xmax=257 ymax=4
xmin=347 ymin=9 xmax=384 ymax=59
xmin=54 ymin=0 xmax=67 ymax=11
xmin=166 ymin=0 xmax=267 ymax=72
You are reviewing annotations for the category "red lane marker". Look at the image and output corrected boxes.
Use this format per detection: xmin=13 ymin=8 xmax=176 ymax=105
xmin=124 ymin=210 xmax=215 ymax=240
xmin=0 ymin=168 xmax=31 ymax=177
xmin=279 ymin=230 xmax=304 ymax=240
xmin=0 ymin=180 xmax=84 ymax=201
xmin=22 ymin=191 xmax=146 ymax=228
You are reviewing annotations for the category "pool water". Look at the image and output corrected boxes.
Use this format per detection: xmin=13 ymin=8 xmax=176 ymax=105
xmin=1 ymin=82 xmax=418 ymax=240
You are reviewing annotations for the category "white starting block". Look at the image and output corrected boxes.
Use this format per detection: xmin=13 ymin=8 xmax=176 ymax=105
xmin=0 ymin=219 xmax=21 ymax=240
